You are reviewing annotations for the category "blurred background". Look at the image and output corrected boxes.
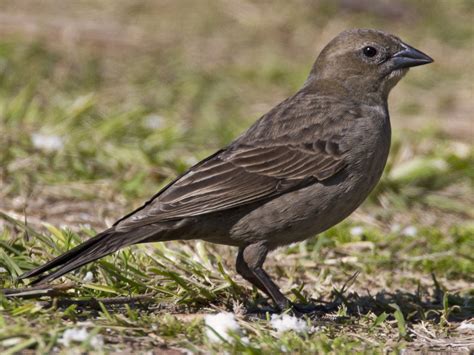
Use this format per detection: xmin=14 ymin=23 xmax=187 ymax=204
xmin=0 ymin=0 xmax=472 ymax=231
xmin=0 ymin=1 xmax=472 ymax=352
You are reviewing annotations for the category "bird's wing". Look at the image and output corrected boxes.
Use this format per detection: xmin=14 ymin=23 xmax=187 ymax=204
xmin=114 ymin=139 xmax=347 ymax=229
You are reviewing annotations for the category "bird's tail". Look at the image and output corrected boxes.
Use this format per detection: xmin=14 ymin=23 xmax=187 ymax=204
xmin=17 ymin=228 xmax=152 ymax=285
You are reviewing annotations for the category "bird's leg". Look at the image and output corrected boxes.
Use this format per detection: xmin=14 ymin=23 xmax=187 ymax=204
xmin=236 ymin=248 xmax=268 ymax=293
xmin=236 ymin=243 xmax=290 ymax=311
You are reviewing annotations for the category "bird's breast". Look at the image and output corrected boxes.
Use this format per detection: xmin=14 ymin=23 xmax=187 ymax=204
xmin=341 ymin=109 xmax=391 ymax=202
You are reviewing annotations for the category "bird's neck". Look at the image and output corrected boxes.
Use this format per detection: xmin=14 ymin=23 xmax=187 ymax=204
xmin=302 ymin=77 xmax=387 ymax=107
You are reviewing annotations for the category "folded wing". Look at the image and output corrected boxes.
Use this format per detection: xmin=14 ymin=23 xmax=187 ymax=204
xmin=114 ymin=140 xmax=347 ymax=230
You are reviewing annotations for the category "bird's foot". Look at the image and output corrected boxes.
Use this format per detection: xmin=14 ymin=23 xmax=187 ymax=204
xmin=243 ymin=303 xmax=281 ymax=320
xmin=271 ymin=298 xmax=325 ymax=317
xmin=292 ymin=302 xmax=319 ymax=313
xmin=287 ymin=302 xmax=327 ymax=317
xmin=243 ymin=301 xmax=324 ymax=318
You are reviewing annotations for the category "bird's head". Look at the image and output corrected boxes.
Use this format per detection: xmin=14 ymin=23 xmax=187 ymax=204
xmin=309 ymin=29 xmax=433 ymax=101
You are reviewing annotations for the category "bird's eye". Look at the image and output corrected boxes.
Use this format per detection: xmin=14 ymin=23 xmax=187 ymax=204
xmin=363 ymin=46 xmax=378 ymax=58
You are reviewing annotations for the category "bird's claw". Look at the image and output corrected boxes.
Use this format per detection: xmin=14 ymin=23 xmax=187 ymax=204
xmin=287 ymin=302 xmax=325 ymax=317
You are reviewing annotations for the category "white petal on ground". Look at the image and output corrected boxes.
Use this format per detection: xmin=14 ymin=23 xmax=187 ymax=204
xmin=58 ymin=328 xmax=103 ymax=349
xmin=204 ymin=312 xmax=241 ymax=343
xmin=349 ymin=226 xmax=364 ymax=237
xmin=390 ymin=223 xmax=401 ymax=233
xmin=143 ymin=114 xmax=165 ymax=129
xmin=450 ymin=142 xmax=470 ymax=159
xmin=270 ymin=314 xmax=308 ymax=334
xmin=402 ymin=226 xmax=418 ymax=237
xmin=82 ymin=271 xmax=93 ymax=283
xmin=31 ymin=133 xmax=64 ymax=152
xmin=1 ymin=337 xmax=23 ymax=347
xmin=89 ymin=334 xmax=104 ymax=349
xmin=458 ymin=321 xmax=474 ymax=331
xmin=59 ymin=328 xmax=88 ymax=347
xmin=240 ymin=336 xmax=250 ymax=344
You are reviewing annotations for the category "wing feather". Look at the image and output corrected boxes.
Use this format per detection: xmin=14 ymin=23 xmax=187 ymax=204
xmin=115 ymin=140 xmax=347 ymax=230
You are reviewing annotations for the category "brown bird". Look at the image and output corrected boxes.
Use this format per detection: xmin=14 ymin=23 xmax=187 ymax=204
xmin=19 ymin=29 xmax=432 ymax=312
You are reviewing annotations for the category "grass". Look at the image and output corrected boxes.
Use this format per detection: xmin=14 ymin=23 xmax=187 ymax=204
xmin=0 ymin=0 xmax=473 ymax=353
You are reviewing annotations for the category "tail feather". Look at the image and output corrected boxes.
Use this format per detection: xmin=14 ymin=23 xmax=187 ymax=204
xmin=18 ymin=227 xmax=153 ymax=285
xmin=18 ymin=229 xmax=114 ymax=280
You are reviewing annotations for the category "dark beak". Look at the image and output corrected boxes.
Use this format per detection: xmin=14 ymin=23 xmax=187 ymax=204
xmin=391 ymin=43 xmax=433 ymax=69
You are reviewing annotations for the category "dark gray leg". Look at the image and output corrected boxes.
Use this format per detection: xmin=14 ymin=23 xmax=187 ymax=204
xmin=236 ymin=243 xmax=290 ymax=311
xmin=236 ymin=248 xmax=267 ymax=293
